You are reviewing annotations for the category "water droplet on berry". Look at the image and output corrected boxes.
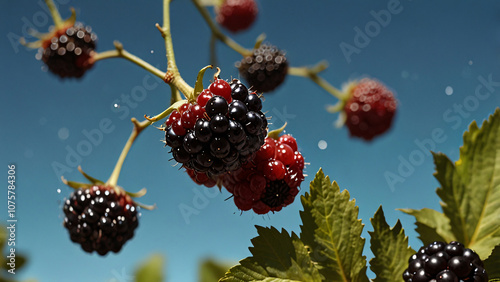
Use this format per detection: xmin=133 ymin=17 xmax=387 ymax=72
xmin=58 ymin=127 xmax=70 ymax=140
xmin=445 ymin=86 xmax=453 ymax=95
xmin=318 ymin=140 xmax=328 ymax=150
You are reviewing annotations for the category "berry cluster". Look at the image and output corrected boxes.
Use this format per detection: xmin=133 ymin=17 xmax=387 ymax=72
xmin=343 ymin=79 xmax=397 ymax=141
xmin=38 ymin=23 xmax=97 ymax=78
xmin=222 ymin=134 xmax=304 ymax=214
xmin=216 ymin=0 xmax=258 ymax=33
xmin=165 ymin=79 xmax=267 ymax=178
xmin=63 ymin=186 xmax=139 ymax=256
xmin=236 ymin=43 xmax=288 ymax=93
xmin=403 ymin=241 xmax=488 ymax=282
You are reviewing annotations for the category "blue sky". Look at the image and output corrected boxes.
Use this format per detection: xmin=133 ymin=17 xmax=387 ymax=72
xmin=2 ymin=1 xmax=500 ymax=281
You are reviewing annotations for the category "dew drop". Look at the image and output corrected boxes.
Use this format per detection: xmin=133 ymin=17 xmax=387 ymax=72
xmin=445 ymin=86 xmax=453 ymax=96
xmin=318 ymin=140 xmax=328 ymax=150
xmin=58 ymin=127 xmax=70 ymax=140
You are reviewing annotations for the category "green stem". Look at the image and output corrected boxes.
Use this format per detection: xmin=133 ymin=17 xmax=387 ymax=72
xmin=45 ymin=0 xmax=64 ymax=28
xmin=288 ymin=62 xmax=346 ymax=100
xmin=106 ymin=118 xmax=151 ymax=187
xmin=155 ymin=0 xmax=194 ymax=100
xmin=93 ymin=43 xmax=166 ymax=80
xmin=191 ymin=0 xmax=252 ymax=57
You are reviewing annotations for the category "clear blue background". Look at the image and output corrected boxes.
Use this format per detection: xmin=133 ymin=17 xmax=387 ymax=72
xmin=2 ymin=1 xmax=500 ymax=281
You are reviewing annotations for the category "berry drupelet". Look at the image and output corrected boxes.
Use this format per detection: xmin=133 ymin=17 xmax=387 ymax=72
xmin=62 ymin=185 xmax=139 ymax=256
xmin=403 ymin=241 xmax=488 ymax=282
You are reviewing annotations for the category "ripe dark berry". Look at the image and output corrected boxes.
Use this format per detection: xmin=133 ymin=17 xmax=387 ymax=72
xmin=228 ymin=100 xmax=248 ymax=121
xmin=244 ymin=93 xmax=262 ymax=111
xmin=206 ymin=96 xmax=229 ymax=116
xmin=216 ymin=0 xmax=258 ymax=33
xmin=222 ymin=135 xmax=304 ymax=214
xmin=63 ymin=186 xmax=138 ymax=255
xmin=343 ymin=79 xmax=397 ymax=141
xmin=448 ymin=256 xmax=472 ymax=278
xmin=164 ymin=79 xmax=267 ymax=182
xmin=230 ymin=79 xmax=249 ymax=101
xmin=237 ymin=44 xmax=288 ymax=93
xmin=436 ymin=270 xmax=458 ymax=282
xmin=403 ymin=241 xmax=487 ymax=282
xmin=39 ymin=23 xmax=97 ymax=78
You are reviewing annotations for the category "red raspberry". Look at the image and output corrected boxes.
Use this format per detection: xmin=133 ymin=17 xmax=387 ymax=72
xmin=343 ymin=79 xmax=397 ymax=141
xmin=209 ymin=79 xmax=232 ymax=103
xmin=221 ymin=135 xmax=305 ymax=214
xmin=216 ymin=0 xmax=258 ymax=33
xmin=62 ymin=186 xmax=138 ymax=255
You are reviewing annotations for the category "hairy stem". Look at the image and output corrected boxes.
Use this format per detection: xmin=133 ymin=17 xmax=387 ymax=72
xmin=93 ymin=42 xmax=166 ymax=80
xmin=106 ymin=118 xmax=151 ymax=187
xmin=156 ymin=0 xmax=194 ymax=100
xmin=288 ymin=61 xmax=346 ymax=100
xmin=191 ymin=0 xmax=252 ymax=57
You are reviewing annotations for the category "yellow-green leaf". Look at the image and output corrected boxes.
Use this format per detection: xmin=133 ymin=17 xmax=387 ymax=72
xmin=398 ymin=208 xmax=454 ymax=246
xmin=134 ymin=254 xmax=165 ymax=282
xmin=434 ymin=109 xmax=500 ymax=258
xmin=300 ymin=169 xmax=369 ymax=282
xmin=219 ymin=227 xmax=322 ymax=282
xmin=199 ymin=258 xmax=234 ymax=282
xmin=369 ymin=206 xmax=415 ymax=282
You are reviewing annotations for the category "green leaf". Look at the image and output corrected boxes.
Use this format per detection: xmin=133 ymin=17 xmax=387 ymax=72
xmin=199 ymin=258 xmax=234 ymax=282
xmin=219 ymin=227 xmax=322 ymax=282
xmin=484 ymin=244 xmax=500 ymax=278
xmin=300 ymin=168 xmax=369 ymax=282
xmin=134 ymin=254 xmax=165 ymax=282
xmin=398 ymin=208 xmax=454 ymax=246
xmin=434 ymin=109 xmax=500 ymax=258
xmin=369 ymin=206 xmax=415 ymax=282
xmin=402 ymin=109 xmax=500 ymax=259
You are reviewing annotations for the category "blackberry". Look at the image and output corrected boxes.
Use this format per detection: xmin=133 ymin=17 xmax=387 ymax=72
xmin=62 ymin=186 xmax=138 ymax=255
xmin=39 ymin=23 xmax=98 ymax=78
xmin=164 ymin=79 xmax=267 ymax=181
xmin=222 ymin=135 xmax=304 ymax=214
xmin=236 ymin=44 xmax=288 ymax=93
xmin=403 ymin=241 xmax=488 ymax=282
